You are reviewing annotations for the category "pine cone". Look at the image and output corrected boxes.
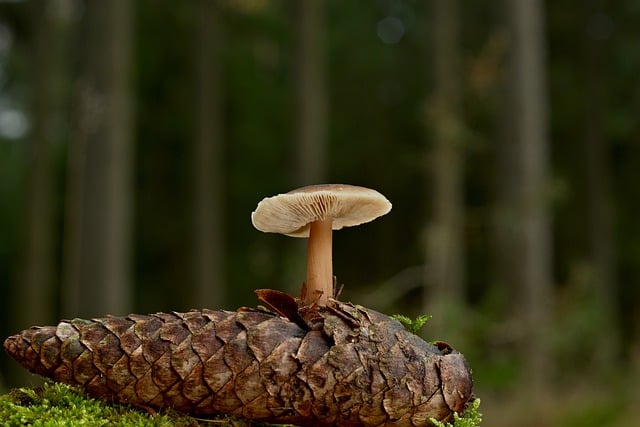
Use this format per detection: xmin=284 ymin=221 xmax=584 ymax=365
xmin=4 ymin=293 xmax=472 ymax=426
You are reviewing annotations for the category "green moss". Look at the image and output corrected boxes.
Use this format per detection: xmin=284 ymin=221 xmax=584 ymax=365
xmin=0 ymin=381 xmax=288 ymax=427
xmin=391 ymin=313 xmax=432 ymax=335
xmin=430 ymin=399 xmax=482 ymax=427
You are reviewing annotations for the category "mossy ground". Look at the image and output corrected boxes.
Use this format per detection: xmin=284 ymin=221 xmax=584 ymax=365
xmin=431 ymin=399 xmax=482 ymax=427
xmin=0 ymin=381 xmax=288 ymax=427
xmin=0 ymin=380 xmax=482 ymax=426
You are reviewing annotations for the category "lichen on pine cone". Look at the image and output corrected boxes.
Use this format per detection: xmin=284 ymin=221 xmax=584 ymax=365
xmin=4 ymin=293 xmax=473 ymax=427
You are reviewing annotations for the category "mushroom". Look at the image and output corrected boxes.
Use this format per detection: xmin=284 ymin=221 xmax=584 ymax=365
xmin=251 ymin=184 xmax=392 ymax=306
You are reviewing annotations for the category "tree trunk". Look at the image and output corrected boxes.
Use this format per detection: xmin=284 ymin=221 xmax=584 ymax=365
xmin=62 ymin=0 xmax=134 ymax=318
xmin=503 ymin=0 xmax=554 ymax=396
xmin=423 ymin=0 xmax=465 ymax=343
xmin=192 ymin=0 xmax=225 ymax=310
xmin=287 ymin=0 xmax=329 ymax=290
xmin=18 ymin=1 xmax=57 ymax=331
xmin=9 ymin=0 xmax=62 ymax=387
xmin=294 ymin=0 xmax=328 ymax=186
xmin=583 ymin=0 xmax=618 ymax=369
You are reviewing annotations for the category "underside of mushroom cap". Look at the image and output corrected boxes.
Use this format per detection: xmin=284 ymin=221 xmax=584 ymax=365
xmin=251 ymin=184 xmax=392 ymax=237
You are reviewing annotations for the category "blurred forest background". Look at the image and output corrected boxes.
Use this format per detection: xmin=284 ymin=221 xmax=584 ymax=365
xmin=1 ymin=0 xmax=639 ymax=425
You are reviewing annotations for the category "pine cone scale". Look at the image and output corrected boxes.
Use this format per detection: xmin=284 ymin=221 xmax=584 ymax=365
xmin=40 ymin=336 xmax=61 ymax=370
xmin=151 ymin=352 xmax=179 ymax=390
xmin=181 ymin=362 xmax=211 ymax=403
xmin=203 ymin=348 xmax=233 ymax=393
xmin=115 ymin=326 xmax=141 ymax=356
xmin=73 ymin=349 xmax=98 ymax=385
xmin=106 ymin=356 xmax=135 ymax=392
xmin=128 ymin=346 xmax=150 ymax=380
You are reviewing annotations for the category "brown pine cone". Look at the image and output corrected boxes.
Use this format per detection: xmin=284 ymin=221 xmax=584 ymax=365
xmin=4 ymin=294 xmax=472 ymax=426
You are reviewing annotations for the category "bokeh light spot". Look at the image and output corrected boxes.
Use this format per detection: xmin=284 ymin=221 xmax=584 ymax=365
xmin=377 ymin=16 xmax=404 ymax=45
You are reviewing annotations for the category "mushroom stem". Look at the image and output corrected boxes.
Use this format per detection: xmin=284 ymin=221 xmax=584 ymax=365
xmin=305 ymin=218 xmax=333 ymax=305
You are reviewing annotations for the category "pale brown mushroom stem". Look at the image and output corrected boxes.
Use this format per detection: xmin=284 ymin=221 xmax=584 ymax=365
xmin=304 ymin=218 xmax=333 ymax=305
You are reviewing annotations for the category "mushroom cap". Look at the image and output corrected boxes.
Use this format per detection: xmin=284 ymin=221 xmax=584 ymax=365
xmin=251 ymin=184 xmax=392 ymax=237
